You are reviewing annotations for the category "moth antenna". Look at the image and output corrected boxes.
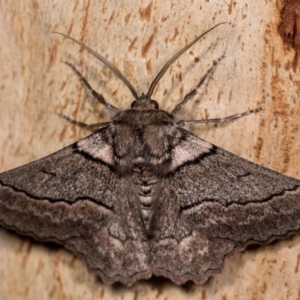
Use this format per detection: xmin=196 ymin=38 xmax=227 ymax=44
xmin=54 ymin=32 xmax=139 ymax=100
xmin=146 ymin=22 xmax=226 ymax=99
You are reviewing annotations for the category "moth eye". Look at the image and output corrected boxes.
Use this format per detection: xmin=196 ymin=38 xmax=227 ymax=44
xmin=150 ymin=100 xmax=159 ymax=109
xmin=131 ymin=101 xmax=138 ymax=108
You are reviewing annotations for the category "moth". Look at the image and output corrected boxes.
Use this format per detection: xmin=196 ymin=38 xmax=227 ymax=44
xmin=1 ymin=23 xmax=300 ymax=287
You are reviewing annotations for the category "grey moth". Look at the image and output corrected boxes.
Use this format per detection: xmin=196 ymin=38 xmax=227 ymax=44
xmin=0 ymin=24 xmax=299 ymax=286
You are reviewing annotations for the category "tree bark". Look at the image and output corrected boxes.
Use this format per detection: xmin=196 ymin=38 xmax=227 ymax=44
xmin=1 ymin=0 xmax=300 ymax=299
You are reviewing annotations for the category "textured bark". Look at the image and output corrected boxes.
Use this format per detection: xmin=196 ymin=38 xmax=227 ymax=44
xmin=1 ymin=0 xmax=300 ymax=299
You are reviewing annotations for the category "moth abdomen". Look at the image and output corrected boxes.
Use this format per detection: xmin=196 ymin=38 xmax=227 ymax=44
xmin=132 ymin=166 xmax=160 ymax=231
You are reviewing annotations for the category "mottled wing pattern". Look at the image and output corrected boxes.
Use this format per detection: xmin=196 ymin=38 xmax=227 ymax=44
xmin=0 ymin=128 xmax=150 ymax=285
xmin=1 ymin=125 xmax=300 ymax=285
xmin=150 ymin=129 xmax=300 ymax=284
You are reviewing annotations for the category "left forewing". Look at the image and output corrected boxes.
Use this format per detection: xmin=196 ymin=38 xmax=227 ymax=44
xmin=0 ymin=130 xmax=150 ymax=285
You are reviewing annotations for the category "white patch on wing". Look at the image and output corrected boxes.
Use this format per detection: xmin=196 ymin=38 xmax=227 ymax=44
xmin=178 ymin=233 xmax=209 ymax=263
xmin=169 ymin=136 xmax=212 ymax=171
xmin=77 ymin=135 xmax=114 ymax=166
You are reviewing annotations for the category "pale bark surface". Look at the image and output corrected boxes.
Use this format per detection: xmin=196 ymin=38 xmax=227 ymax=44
xmin=1 ymin=1 xmax=300 ymax=299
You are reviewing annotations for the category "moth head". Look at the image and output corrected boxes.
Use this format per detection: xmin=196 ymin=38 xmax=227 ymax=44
xmin=131 ymin=94 xmax=159 ymax=110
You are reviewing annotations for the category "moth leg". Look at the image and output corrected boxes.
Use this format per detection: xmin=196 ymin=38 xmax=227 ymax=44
xmin=65 ymin=62 xmax=120 ymax=113
xmin=177 ymin=107 xmax=263 ymax=126
xmin=171 ymin=55 xmax=225 ymax=115
xmin=58 ymin=113 xmax=111 ymax=131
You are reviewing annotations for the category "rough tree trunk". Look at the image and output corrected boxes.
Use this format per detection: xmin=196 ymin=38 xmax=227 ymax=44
xmin=1 ymin=1 xmax=300 ymax=299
